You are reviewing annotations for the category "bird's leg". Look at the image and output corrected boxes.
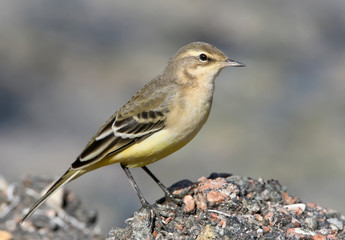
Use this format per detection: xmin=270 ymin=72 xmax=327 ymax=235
xmin=121 ymin=164 xmax=150 ymax=207
xmin=141 ymin=166 xmax=182 ymax=205
xmin=121 ymin=164 xmax=167 ymax=232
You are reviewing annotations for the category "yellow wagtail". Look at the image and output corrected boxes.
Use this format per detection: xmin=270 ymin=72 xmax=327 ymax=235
xmin=20 ymin=42 xmax=245 ymax=223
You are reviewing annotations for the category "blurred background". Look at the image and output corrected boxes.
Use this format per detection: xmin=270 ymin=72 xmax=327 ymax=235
xmin=1 ymin=0 xmax=345 ymax=232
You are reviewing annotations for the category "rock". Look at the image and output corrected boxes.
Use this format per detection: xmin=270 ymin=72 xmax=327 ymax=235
xmin=2 ymin=173 xmax=345 ymax=239
xmin=183 ymin=195 xmax=195 ymax=213
xmin=0 ymin=175 xmax=101 ymax=240
xmin=107 ymin=173 xmax=345 ymax=239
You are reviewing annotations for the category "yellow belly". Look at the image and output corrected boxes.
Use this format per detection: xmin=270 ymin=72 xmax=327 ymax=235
xmin=108 ymin=128 xmax=193 ymax=167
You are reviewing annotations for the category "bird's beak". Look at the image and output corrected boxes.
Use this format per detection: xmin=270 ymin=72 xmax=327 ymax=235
xmin=223 ymin=58 xmax=246 ymax=67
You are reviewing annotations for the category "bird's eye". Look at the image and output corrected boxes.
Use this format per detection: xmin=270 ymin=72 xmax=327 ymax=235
xmin=199 ymin=53 xmax=208 ymax=62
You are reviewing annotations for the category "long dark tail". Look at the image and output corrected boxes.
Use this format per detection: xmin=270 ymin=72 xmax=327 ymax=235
xmin=19 ymin=168 xmax=82 ymax=224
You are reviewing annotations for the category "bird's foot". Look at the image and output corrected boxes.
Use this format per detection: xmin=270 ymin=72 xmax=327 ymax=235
xmin=140 ymin=202 xmax=169 ymax=233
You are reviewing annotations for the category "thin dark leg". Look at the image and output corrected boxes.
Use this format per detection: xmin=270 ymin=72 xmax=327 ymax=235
xmin=121 ymin=164 xmax=169 ymax=232
xmin=142 ymin=166 xmax=181 ymax=204
xmin=141 ymin=166 xmax=170 ymax=196
xmin=121 ymin=164 xmax=149 ymax=207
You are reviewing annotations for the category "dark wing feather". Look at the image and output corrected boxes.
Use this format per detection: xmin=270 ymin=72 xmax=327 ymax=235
xmin=71 ymin=111 xmax=166 ymax=169
xmin=70 ymin=78 xmax=174 ymax=169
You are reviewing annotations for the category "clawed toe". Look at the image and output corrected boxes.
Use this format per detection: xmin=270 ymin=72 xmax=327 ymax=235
xmin=141 ymin=203 xmax=168 ymax=233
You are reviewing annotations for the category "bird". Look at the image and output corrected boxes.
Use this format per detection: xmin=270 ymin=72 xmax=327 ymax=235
xmin=19 ymin=41 xmax=245 ymax=224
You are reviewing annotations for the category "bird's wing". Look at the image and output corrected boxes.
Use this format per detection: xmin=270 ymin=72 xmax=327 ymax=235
xmin=20 ymin=79 xmax=175 ymax=223
xmin=71 ymin=80 xmax=174 ymax=169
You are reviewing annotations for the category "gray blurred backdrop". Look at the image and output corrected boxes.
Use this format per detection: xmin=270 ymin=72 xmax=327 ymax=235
xmin=1 ymin=0 xmax=345 ymax=232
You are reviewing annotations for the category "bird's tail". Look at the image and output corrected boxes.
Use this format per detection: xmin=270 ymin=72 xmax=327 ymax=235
xmin=19 ymin=168 xmax=82 ymax=224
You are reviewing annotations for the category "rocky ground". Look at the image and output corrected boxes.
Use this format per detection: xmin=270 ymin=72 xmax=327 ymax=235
xmin=0 ymin=173 xmax=344 ymax=239
xmin=0 ymin=175 xmax=101 ymax=240
xmin=108 ymin=173 xmax=345 ymax=239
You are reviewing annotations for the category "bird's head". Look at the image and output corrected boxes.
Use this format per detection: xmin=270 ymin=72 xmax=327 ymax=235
xmin=165 ymin=42 xmax=245 ymax=86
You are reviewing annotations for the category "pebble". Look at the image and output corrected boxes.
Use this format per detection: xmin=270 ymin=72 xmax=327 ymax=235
xmin=305 ymin=217 xmax=318 ymax=230
xmin=327 ymin=217 xmax=343 ymax=231
xmin=183 ymin=195 xmax=195 ymax=213
xmin=283 ymin=203 xmax=306 ymax=213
